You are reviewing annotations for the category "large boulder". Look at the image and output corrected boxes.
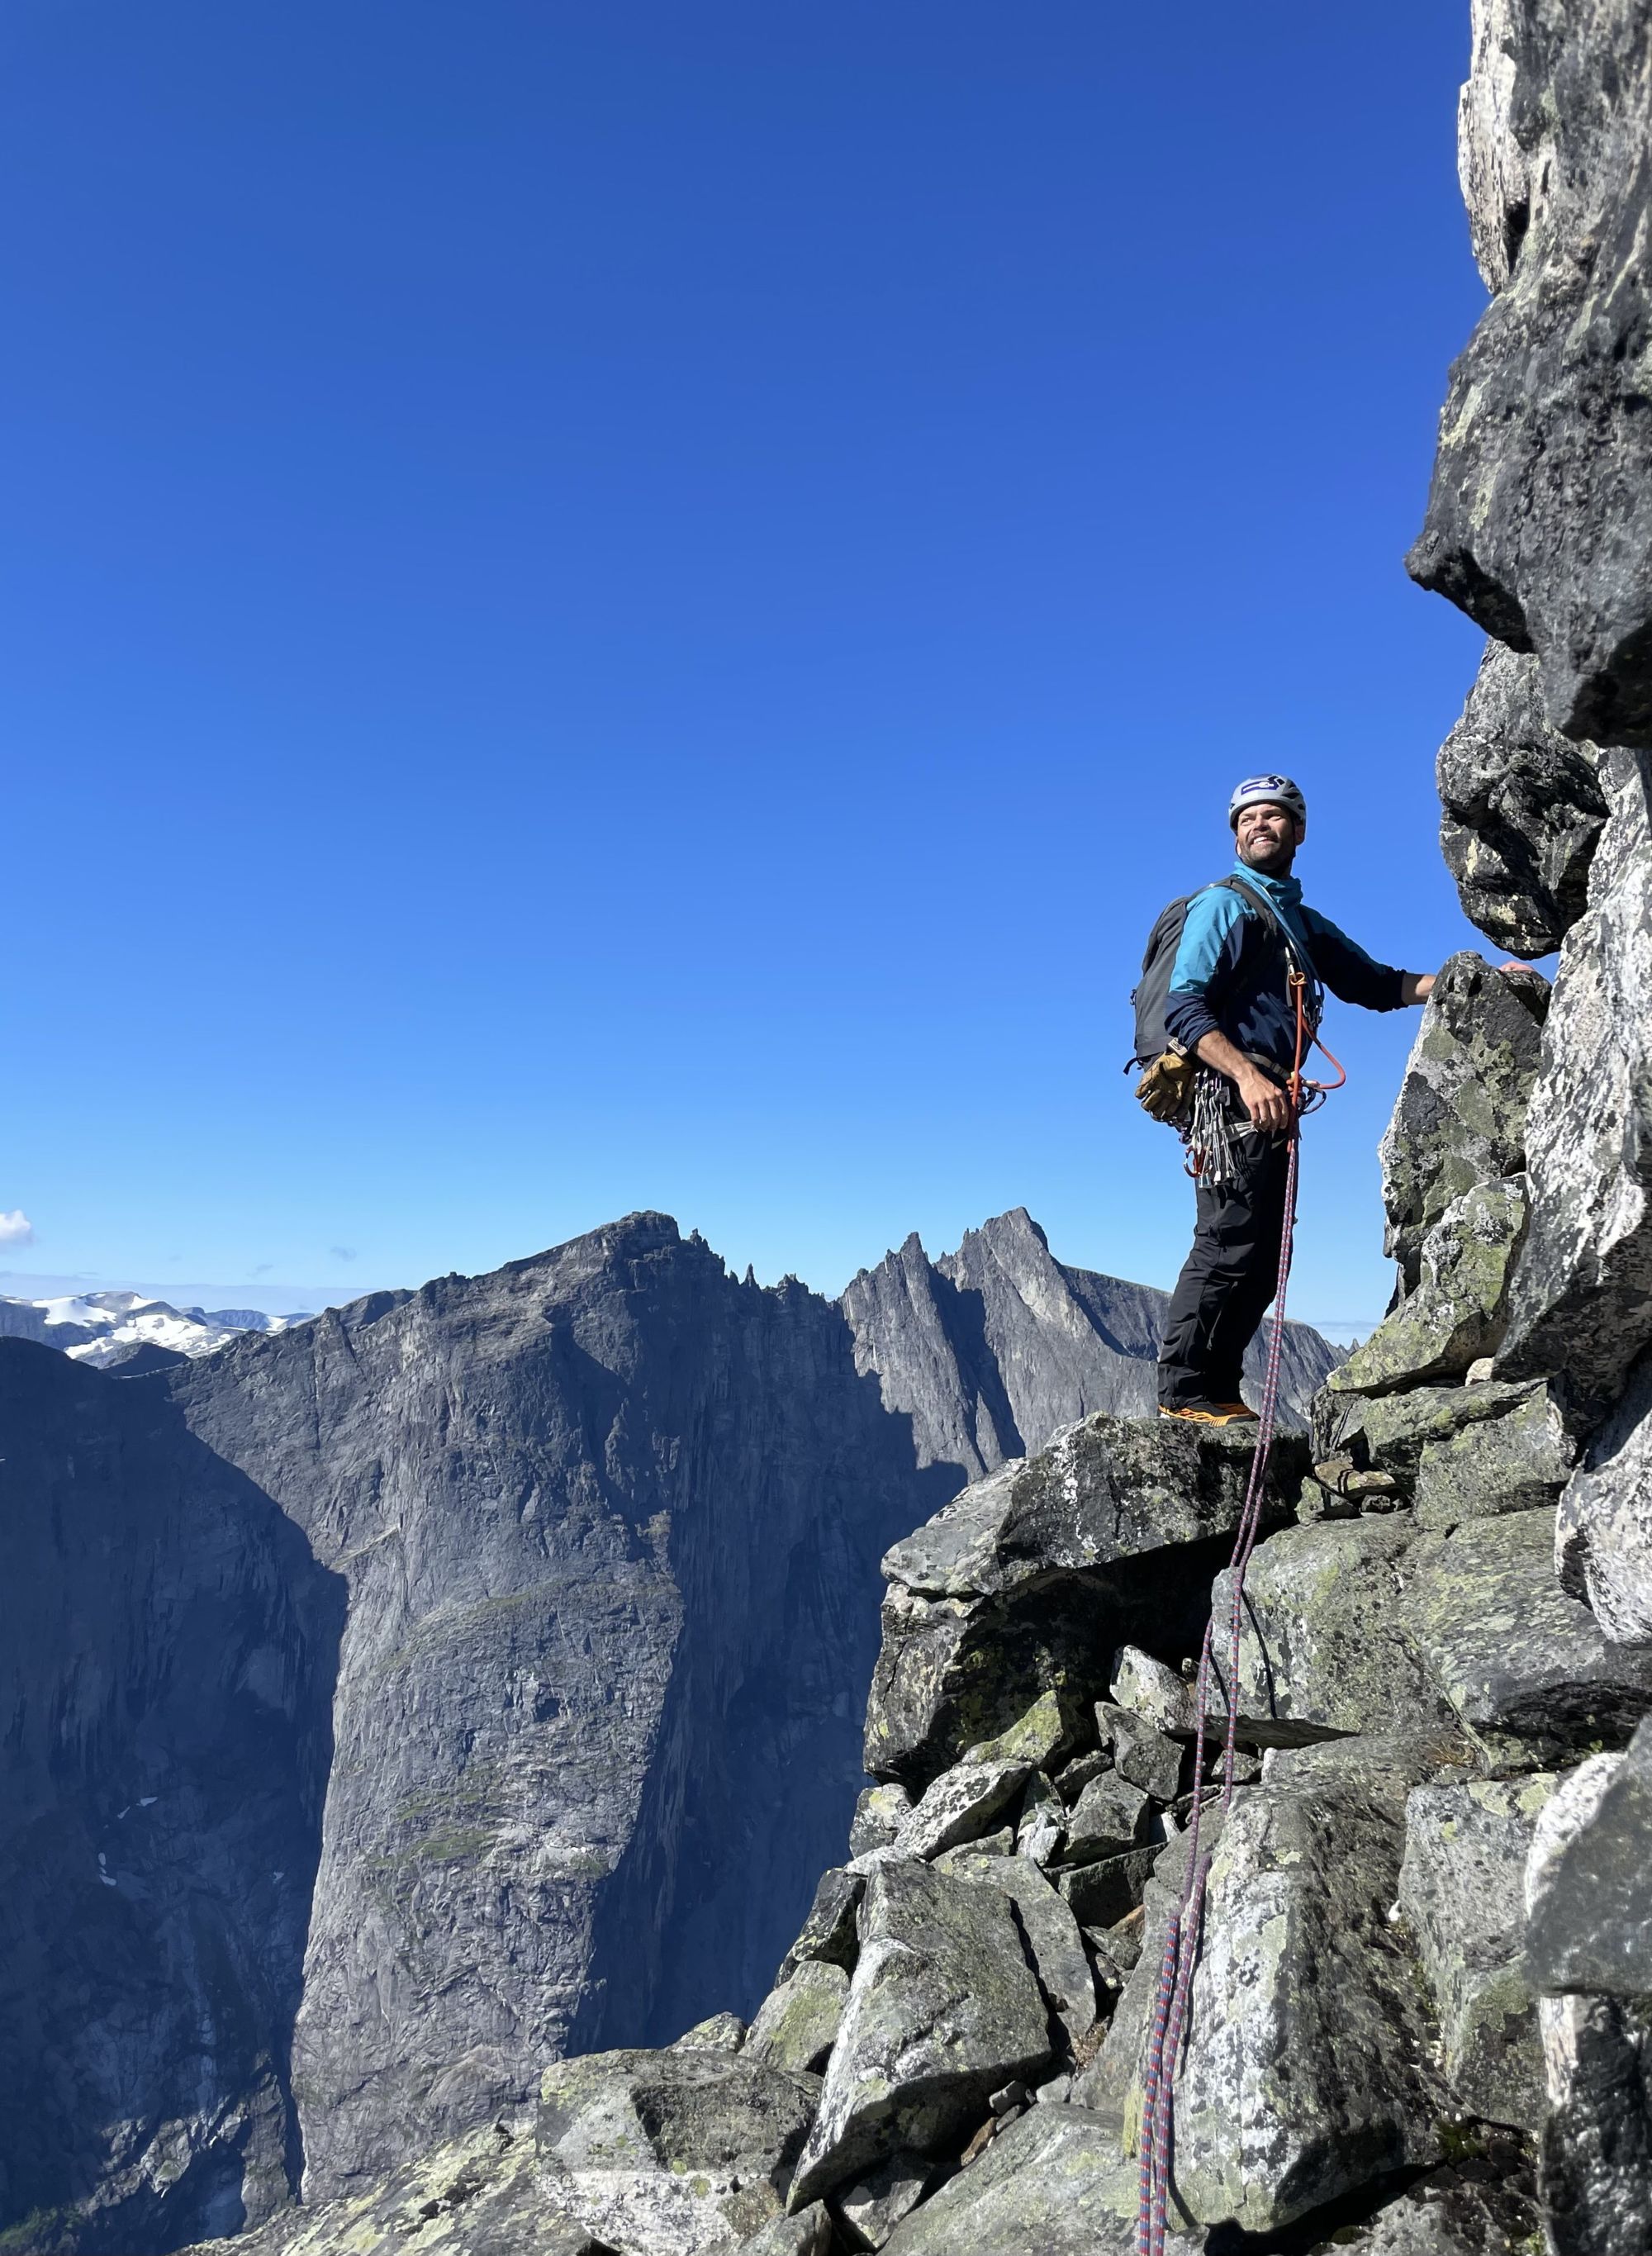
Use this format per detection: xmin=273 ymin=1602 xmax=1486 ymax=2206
xmin=1407 ymin=0 xmax=1652 ymax=748
xmin=1437 ymin=643 xmax=1609 ymax=957
xmin=1211 ymin=1518 xmax=1457 ymax=1740
xmin=933 ymin=1848 xmax=1097 ymax=2048
xmin=1398 ymin=1774 xmax=1559 ymax=2130
xmin=1499 ymin=749 xmax=1652 ymax=1422
xmin=1376 ymin=952 xmax=1548 ymax=1291
xmin=1524 ymin=1746 xmax=1652 ymax=2256
xmin=534 ymin=2049 xmax=821 ymax=2253
xmin=890 ymin=1756 xmax=1032 ymax=1860
xmin=787 ymin=1859 xmax=1051 ymax=2206
xmin=186 ymin=2124 xmax=620 ymax=2256
xmin=746 ymin=1963 xmax=849 ymax=2078
xmin=1077 ymin=1755 xmax=1446 ymax=2234
xmin=865 ymin=1417 xmax=1305 ymax=1788
xmin=1555 ymin=1349 xmax=1652 ymax=1643
xmin=1217 ymin=1508 xmax=1652 ymax=1755
xmin=1329 ymin=1177 xmax=1529 ymax=1397
xmin=877 ymin=2104 xmax=1191 ymax=2256
xmin=1408 ymin=1510 xmax=1652 ymax=1748
xmin=1524 ymin=1724 xmax=1652 ymax=1994
xmin=877 ymin=1414 xmax=1301 ymax=1603
xmin=1410 ymin=1380 xmax=1574 ymax=1527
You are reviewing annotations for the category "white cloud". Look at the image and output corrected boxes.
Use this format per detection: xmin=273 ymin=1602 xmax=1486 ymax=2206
xmin=0 ymin=1210 xmax=35 ymax=1246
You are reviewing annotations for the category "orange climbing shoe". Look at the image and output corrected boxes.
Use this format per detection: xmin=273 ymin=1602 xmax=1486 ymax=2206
xmin=1159 ymin=1402 xmax=1259 ymax=1427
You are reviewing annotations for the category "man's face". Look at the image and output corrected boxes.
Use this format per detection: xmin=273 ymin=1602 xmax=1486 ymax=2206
xmin=1234 ymin=801 xmax=1305 ymax=874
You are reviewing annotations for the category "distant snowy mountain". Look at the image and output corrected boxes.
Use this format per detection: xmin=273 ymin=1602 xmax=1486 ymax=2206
xmin=0 ymin=1290 xmax=311 ymax=1369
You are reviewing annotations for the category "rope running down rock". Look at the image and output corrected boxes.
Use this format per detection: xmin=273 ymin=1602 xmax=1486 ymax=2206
xmin=1137 ymin=974 xmax=1318 ymax=2256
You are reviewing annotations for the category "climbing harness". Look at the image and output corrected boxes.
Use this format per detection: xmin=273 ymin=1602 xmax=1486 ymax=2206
xmin=1135 ymin=970 xmax=1341 ymax=2256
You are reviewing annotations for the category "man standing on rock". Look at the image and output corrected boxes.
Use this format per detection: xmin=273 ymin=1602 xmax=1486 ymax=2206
xmin=1156 ymin=775 xmax=1436 ymax=1425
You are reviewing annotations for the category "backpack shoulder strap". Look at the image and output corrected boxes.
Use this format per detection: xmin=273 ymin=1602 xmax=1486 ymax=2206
xmin=1217 ymin=873 xmax=1303 ymax=969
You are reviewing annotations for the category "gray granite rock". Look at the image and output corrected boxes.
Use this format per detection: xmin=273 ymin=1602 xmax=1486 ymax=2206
xmin=1408 ymin=1509 xmax=1652 ymax=1747
xmin=880 ymin=1414 xmax=1305 ymax=1604
xmin=1055 ymin=1848 xmax=1160 ymax=1930
xmin=1526 ymin=1725 xmax=1652 ymax=1995
xmin=931 ymin=1850 xmax=1096 ymax=2049
xmin=829 ymin=2151 xmax=930 ymax=2250
xmin=1108 ymin=1646 xmax=1193 ymax=1737
xmin=535 ymin=2047 xmax=819 ymax=2184
xmin=672 ymin=2013 xmax=748 ymax=2054
xmin=890 ymin=1756 xmax=1031 ymax=1861
xmin=878 ymin=2103 xmax=1191 ymax=2256
xmin=1556 ymin=1349 xmax=1652 ymax=1643
xmin=1012 ymin=1769 xmax=1066 ymax=1865
xmin=848 ymin=1784 xmax=913 ymax=1859
xmin=747 ymin=1963 xmax=850 ymax=2077
xmin=1331 ymin=1176 xmax=1529 ymax=1397
xmin=1412 ymin=1380 xmax=1575 ymax=1527
xmin=1536 ymin=1992 xmax=1652 ymax=2256
xmin=1080 ymin=1765 xmax=1445 ymax=2233
xmin=865 ymin=1417 xmax=1304 ymax=1788
xmin=1097 ymin=1698 xmax=1188 ymax=1793
xmin=1057 ymin=1773 xmax=1151 ymax=1863
xmin=1499 ymin=750 xmax=1652 ymax=1420
xmin=1438 ymin=642 xmax=1609 ymax=957
xmin=776 ymin=1869 xmax=864 ymax=1986
xmin=1398 ymin=1774 xmax=1559 ymax=2129
xmin=1376 ymin=952 xmax=1548 ymax=1292
xmin=788 ymin=1859 xmax=1051 ymax=2205
xmin=1408 ymin=0 xmax=1652 ymax=748
xmin=1319 ymin=2172 xmax=1545 ymax=2254
xmin=1212 ymin=1517 xmax=1455 ymax=1741
xmin=181 ymin=2122 xmax=621 ymax=2256
xmin=743 ymin=2205 xmax=834 ymax=2256
xmin=1316 ymin=1377 xmax=1567 ymax=1516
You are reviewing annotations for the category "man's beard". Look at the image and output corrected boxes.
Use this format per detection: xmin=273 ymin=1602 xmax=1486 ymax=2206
xmin=1240 ymin=837 xmax=1295 ymax=875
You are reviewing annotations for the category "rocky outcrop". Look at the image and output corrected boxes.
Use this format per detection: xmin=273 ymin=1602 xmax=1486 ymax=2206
xmin=1437 ymin=643 xmax=1609 ymax=957
xmin=1408 ymin=0 xmax=1652 ymax=748
xmin=862 ymin=1413 xmax=1307 ymax=1788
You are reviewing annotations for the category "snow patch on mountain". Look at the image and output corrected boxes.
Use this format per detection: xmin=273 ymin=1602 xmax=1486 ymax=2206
xmin=0 ymin=1290 xmax=311 ymax=1367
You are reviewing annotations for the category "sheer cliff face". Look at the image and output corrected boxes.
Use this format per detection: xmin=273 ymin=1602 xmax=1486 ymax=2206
xmin=0 ymin=1345 xmax=344 ymax=2254
xmin=6 ymin=1207 xmax=1320 ymax=2245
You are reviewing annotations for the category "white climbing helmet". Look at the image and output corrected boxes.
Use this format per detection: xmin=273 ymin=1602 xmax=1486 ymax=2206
xmin=1228 ymin=773 xmax=1308 ymax=829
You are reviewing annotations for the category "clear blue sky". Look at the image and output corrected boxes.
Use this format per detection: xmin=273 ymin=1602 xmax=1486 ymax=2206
xmin=3 ymin=0 xmax=1494 ymax=1333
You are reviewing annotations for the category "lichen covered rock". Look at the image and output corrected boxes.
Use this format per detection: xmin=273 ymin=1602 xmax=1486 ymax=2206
xmin=787 ymin=1859 xmax=1051 ymax=2206
xmin=1376 ymin=952 xmax=1547 ymax=1292
xmin=1398 ymin=1773 xmax=1559 ymax=2130
xmin=1330 ymin=1176 xmax=1528 ymax=1396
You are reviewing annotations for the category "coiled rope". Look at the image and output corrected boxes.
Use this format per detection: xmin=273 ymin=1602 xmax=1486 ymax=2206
xmin=1136 ymin=971 xmax=1322 ymax=2256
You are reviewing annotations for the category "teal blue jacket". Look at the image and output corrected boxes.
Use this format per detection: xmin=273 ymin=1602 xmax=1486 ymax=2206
xmin=1165 ymin=862 xmax=1410 ymax=1074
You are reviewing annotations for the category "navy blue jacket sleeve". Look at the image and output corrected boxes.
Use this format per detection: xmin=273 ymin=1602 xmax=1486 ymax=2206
xmin=1301 ymin=910 xmax=1411 ymax=1011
